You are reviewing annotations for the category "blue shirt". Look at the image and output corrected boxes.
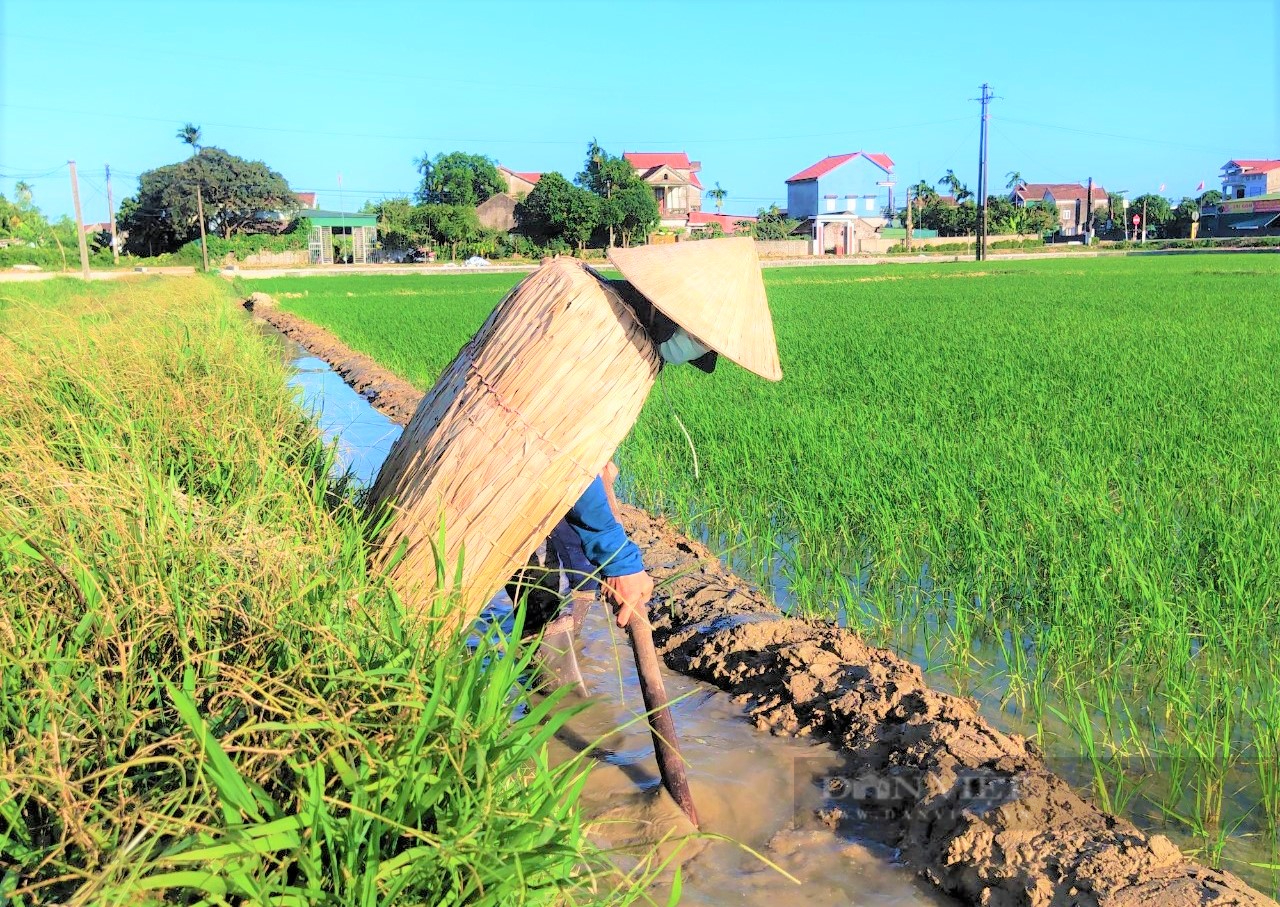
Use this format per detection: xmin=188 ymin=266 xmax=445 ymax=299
xmin=564 ymin=476 xmax=645 ymax=577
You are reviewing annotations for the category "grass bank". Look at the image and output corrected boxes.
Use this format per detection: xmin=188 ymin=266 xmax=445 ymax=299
xmin=256 ymin=255 xmax=1280 ymax=885
xmin=0 ymin=276 xmax=642 ymax=905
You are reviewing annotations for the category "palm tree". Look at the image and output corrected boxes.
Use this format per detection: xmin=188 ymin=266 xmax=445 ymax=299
xmin=1005 ymin=170 xmax=1025 ymax=191
xmin=910 ymin=179 xmax=936 ymax=202
xmin=14 ymin=180 xmax=32 ymax=208
xmin=907 ymin=179 xmax=936 ymax=216
xmin=177 ymin=123 xmax=202 ymax=155
xmin=707 ymin=181 xmax=727 ymax=212
xmin=938 ymin=169 xmax=964 ymax=199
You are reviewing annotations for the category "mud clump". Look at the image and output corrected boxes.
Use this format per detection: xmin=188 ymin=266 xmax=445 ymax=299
xmin=623 ymin=509 xmax=1275 ymax=907
xmin=249 ymin=294 xmax=1276 ymax=907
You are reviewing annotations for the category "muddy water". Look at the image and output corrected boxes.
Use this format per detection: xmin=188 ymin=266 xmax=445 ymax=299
xmin=279 ymin=336 xmax=950 ymax=906
xmin=539 ymin=601 xmax=950 ymax=906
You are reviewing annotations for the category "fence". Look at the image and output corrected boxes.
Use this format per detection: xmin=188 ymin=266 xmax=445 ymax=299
xmin=753 ymin=239 xmax=812 ymax=258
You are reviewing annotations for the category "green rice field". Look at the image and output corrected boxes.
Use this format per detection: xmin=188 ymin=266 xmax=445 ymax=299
xmin=253 ymin=254 xmax=1280 ymax=886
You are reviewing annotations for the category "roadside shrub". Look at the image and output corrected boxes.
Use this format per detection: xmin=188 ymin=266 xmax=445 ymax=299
xmin=167 ymin=218 xmax=312 ymax=265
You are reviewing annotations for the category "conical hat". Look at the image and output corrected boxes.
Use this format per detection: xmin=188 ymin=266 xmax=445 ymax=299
xmin=607 ymin=237 xmax=782 ymax=381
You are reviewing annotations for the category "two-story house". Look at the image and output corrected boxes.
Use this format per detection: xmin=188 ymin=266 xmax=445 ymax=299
xmin=624 ymin=152 xmax=702 ymax=229
xmin=785 ymin=152 xmax=894 ymax=254
xmin=1220 ymin=160 xmax=1280 ymax=199
xmin=1013 ymin=182 xmax=1108 ymax=237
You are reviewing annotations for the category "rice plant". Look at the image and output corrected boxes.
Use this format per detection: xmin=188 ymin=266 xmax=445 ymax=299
xmin=0 ymin=276 xmax=648 ymax=905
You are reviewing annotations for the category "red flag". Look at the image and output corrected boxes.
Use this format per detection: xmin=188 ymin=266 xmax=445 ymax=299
xmin=1196 ymin=180 xmax=1205 ymax=191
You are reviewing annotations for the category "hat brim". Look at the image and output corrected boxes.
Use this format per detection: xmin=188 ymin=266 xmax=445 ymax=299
xmin=607 ymin=237 xmax=782 ymax=381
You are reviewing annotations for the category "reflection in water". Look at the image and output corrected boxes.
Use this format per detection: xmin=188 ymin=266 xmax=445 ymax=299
xmin=286 ymin=354 xmax=403 ymax=486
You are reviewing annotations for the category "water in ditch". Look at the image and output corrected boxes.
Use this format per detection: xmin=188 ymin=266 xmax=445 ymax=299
xmin=281 ymin=336 xmax=952 ymax=906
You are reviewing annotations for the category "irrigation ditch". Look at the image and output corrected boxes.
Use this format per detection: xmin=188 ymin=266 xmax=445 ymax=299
xmin=245 ymin=290 xmax=1277 ymax=907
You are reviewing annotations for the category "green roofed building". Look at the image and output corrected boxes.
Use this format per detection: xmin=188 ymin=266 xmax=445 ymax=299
xmin=303 ymin=209 xmax=378 ymax=264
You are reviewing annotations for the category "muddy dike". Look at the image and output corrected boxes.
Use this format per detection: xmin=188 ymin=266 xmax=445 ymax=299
xmin=243 ymin=292 xmax=1276 ymax=907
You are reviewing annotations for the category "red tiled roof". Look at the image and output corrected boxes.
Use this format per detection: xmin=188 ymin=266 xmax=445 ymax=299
xmin=625 ymin=151 xmax=693 ymax=171
xmin=1044 ymin=184 xmax=1107 ymax=202
xmin=687 ymin=211 xmax=756 ymax=234
xmin=294 ymin=191 xmax=317 ymax=207
xmin=1018 ymin=183 xmax=1106 ymax=202
xmin=624 ymin=152 xmax=702 ymax=188
xmin=499 ymin=166 xmax=542 ymax=187
xmin=1227 ymin=159 xmax=1280 ymax=173
xmin=786 ymin=151 xmax=894 ymax=183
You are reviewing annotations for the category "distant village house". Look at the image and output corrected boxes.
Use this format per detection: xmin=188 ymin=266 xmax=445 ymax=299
xmin=784 ymin=152 xmax=895 ymax=254
xmin=1199 ymin=163 xmax=1280 ymax=238
xmin=1219 ymin=160 xmax=1280 ymax=199
xmin=498 ymin=166 xmax=542 ymax=199
xmin=476 ymin=167 xmax=544 ymax=232
xmin=1013 ymin=182 xmax=1108 ymax=237
xmin=624 ymin=152 xmax=703 ymax=229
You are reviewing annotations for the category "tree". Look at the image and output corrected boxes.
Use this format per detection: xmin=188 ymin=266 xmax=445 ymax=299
xmin=984 ymin=195 xmax=1018 ymax=233
xmin=177 ymin=123 xmax=202 ymax=155
xmin=117 ymin=145 xmax=297 ymax=253
xmin=515 ymin=172 xmax=600 ymax=252
xmin=745 ymin=204 xmax=799 ymax=240
xmin=575 ymin=141 xmax=657 ymax=247
xmin=1021 ymin=201 xmax=1061 ymax=236
xmin=1171 ymin=196 xmax=1210 ymax=238
xmin=1129 ymin=193 xmax=1173 ymax=238
xmin=420 ymin=204 xmax=481 ymax=260
xmin=707 ymin=182 xmax=727 ymax=212
xmin=900 ymin=179 xmax=938 ymax=226
xmin=1197 ymin=189 xmax=1224 ymax=207
xmin=415 ymin=152 xmax=504 ymax=207
xmin=1005 ymin=171 xmax=1025 ymax=191
xmin=610 ymin=181 xmax=659 ymax=247
xmin=14 ymin=181 xmax=32 ymax=208
xmin=367 ymin=196 xmax=426 ymax=249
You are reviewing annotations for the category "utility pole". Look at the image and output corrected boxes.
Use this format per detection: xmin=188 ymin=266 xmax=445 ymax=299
xmin=976 ymin=82 xmax=993 ymax=262
xmin=1141 ymin=197 xmax=1148 ymax=245
xmin=1084 ymin=176 xmax=1094 ymax=245
xmin=195 ymin=185 xmax=210 ymax=272
xmin=68 ymin=161 xmax=92 ymax=279
xmin=105 ymin=164 xmax=119 ymax=265
xmin=905 ymin=186 xmax=913 ymax=251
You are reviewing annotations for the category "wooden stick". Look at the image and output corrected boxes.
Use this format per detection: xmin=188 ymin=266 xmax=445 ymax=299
xmin=599 ymin=462 xmax=698 ymax=825
xmin=627 ymin=611 xmax=699 ymax=828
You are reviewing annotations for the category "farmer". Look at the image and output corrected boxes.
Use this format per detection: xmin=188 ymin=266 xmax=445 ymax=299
xmin=369 ymin=237 xmax=781 ymax=637
xmin=507 ymin=247 xmax=776 ymax=639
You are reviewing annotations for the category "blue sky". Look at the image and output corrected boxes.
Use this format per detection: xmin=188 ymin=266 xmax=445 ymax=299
xmin=2 ymin=0 xmax=1276 ymax=221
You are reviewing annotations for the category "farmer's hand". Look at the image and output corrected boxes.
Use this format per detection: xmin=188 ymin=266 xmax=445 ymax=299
xmin=601 ymin=570 xmax=653 ymax=628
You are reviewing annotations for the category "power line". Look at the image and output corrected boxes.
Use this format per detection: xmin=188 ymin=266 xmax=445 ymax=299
xmin=997 ymin=115 xmax=1235 ymax=155
xmin=0 ymin=102 xmax=975 ymax=148
xmin=0 ymin=163 xmax=69 ymax=179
